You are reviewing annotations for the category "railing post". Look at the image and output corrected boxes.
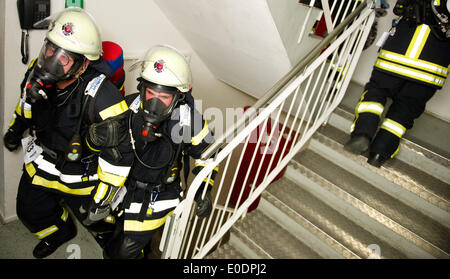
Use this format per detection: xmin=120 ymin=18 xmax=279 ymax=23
xmin=164 ymin=2 xmax=375 ymax=259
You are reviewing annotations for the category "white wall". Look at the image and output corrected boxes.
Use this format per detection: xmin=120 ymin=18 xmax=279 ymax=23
xmin=154 ymin=0 xmax=293 ymax=99
xmin=266 ymin=0 xmax=322 ymax=66
xmin=0 ymin=0 xmax=6 ymax=223
xmin=0 ymin=0 xmax=255 ymax=222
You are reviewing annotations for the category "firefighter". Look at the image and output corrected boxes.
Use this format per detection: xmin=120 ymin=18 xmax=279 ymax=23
xmin=2 ymin=8 xmax=133 ymax=258
xmin=344 ymin=0 xmax=450 ymax=167
xmin=103 ymin=45 xmax=216 ymax=259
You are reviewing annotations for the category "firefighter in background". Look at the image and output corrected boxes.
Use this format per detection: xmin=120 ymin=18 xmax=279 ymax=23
xmin=344 ymin=0 xmax=450 ymax=167
xmin=2 ymin=8 xmax=133 ymax=258
xmin=103 ymin=45 xmax=216 ymax=259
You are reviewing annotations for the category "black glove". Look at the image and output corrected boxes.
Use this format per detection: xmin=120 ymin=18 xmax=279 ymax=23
xmin=194 ymin=188 xmax=212 ymax=218
xmin=81 ymin=183 xmax=120 ymax=226
xmin=3 ymin=128 xmax=23 ymax=151
xmin=88 ymin=114 xmax=128 ymax=148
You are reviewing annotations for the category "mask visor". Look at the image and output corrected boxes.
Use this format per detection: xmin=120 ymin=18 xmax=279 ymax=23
xmin=36 ymin=40 xmax=85 ymax=82
xmin=139 ymin=81 xmax=181 ymax=123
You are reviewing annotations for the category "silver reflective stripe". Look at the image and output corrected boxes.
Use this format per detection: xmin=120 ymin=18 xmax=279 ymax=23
xmin=379 ymin=50 xmax=448 ymax=77
xmin=375 ymin=59 xmax=445 ymax=87
xmin=125 ymin=198 xmax=180 ymax=214
xmin=357 ymin=102 xmax=384 ymax=116
xmin=34 ymin=155 xmax=98 ymax=183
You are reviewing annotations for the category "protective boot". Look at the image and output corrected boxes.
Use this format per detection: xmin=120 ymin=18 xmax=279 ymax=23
xmin=32 ymin=215 xmax=77 ymax=258
xmin=367 ymin=152 xmax=389 ymax=168
xmin=344 ymin=134 xmax=371 ymax=155
xmin=103 ymin=232 xmax=145 ymax=259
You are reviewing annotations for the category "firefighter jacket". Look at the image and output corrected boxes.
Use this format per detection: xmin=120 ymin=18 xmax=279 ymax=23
xmin=121 ymin=92 xmax=216 ymax=232
xmin=12 ymin=59 xmax=133 ymax=197
xmin=375 ymin=19 xmax=450 ymax=89
xmin=125 ymin=92 xmax=216 ymax=190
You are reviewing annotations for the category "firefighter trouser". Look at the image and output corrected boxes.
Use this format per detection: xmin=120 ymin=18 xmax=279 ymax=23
xmin=16 ymin=172 xmax=116 ymax=247
xmin=351 ymin=70 xmax=436 ymax=158
xmin=104 ymin=183 xmax=180 ymax=259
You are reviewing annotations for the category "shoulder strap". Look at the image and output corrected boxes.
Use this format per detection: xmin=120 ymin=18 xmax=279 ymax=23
xmin=84 ymin=74 xmax=107 ymax=124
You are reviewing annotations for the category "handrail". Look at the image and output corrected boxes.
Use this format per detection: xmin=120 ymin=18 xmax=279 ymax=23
xmin=162 ymin=0 xmax=376 ymax=259
xmin=201 ymin=0 xmax=370 ymax=160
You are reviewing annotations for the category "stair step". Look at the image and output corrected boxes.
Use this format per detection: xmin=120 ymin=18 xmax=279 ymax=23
xmin=205 ymin=242 xmax=247 ymax=259
xmin=265 ymin=177 xmax=407 ymax=259
xmin=233 ymin=209 xmax=322 ymax=258
xmin=205 ymin=102 xmax=450 ymax=259
xmin=338 ymin=83 xmax=450 ymax=159
xmin=328 ymin=107 xmax=450 ymax=185
xmin=291 ymin=145 xmax=450 ymax=258
xmin=317 ymin=124 xmax=450 ymax=214
xmin=259 ymin=192 xmax=355 ymax=259
xmin=285 ymin=163 xmax=438 ymax=258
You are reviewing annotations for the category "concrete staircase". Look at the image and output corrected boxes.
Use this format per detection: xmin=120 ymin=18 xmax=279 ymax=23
xmin=207 ymin=104 xmax=450 ymax=259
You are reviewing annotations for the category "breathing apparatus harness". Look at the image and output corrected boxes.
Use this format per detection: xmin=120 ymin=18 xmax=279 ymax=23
xmin=21 ymin=69 xmax=108 ymax=167
xmin=124 ymin=93 xmax=190 ymax=221
xmin=127 ymin=91 xmax=188 ymax=172
xmin=393 ymin=0 xmax=450 ymax=40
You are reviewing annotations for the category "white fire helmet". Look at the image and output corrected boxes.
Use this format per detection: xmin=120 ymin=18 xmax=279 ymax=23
xmin=46 ymin=7 xmax=102 ymax=61
xmin=139 ymin=45 xmax=192 ymax=93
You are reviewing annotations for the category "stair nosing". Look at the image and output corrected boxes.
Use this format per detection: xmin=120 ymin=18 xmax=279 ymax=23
xmin=231 ymin=224 xmax=273 ymax=259
xmin=261 ymin=191 xmax=361 ymax=259
xmin=286 ymin=161 xmax=448 ymax=258
xmin=312 ymin=129 xmax=450 ymax=215
xmin=332 ymin=106 xmax=450 ymax=168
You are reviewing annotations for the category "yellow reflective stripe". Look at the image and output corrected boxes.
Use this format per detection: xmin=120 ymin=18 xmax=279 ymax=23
xmin=97 ymin=165 xmax=127 ymax=187
xmin=61 ymin=207 xmax=69 ymax=222
xmin=203 ymin=177 xmax=214 ymax=186
xmin=94 ymin=182 xmax=108 ymax=204
xmin=379 ymin=50 xmax=448 ymax=77
xmin=381 ymin=118 xmax=406 ymax=138
xmin=25 ymin=163 xmax=37 ymax=177
xmin=356 ymin=101 xmax=384 ymax=116
xmin=23 ymin=109 xmax=32 ymax=119
xmin=99 ymin=100 xmax=128 ymax=120
xmin=28 ymin=58 xmax=37 ymax=69
xmin=34 ymin=225 xmax=58 ymax=239
xmin=104 ymin=215 xmax=115 ymax=224
xmin=391 ymin=144 xmax=401 ymax=159
xmin=85 ymin=137 xmax=100 ymax=152
xmin=32 ymin=175 xmax=95 ymax=195
xmin=359 ymin=90 xmax=368 ymax=102
xmin=15 ymin=101 xmax=32 ymax=119
xmin=15 ymin=102 xmax=22 ymax=116
xmin=124 ymin=210 xmax=173 ymax=232
xmin=194 ymin=160 xmax=219 ymax=172
xmin=98 ymin=157 xmax=130 ymax=177
xmin=9 ymin=114 xmax=17 ymax=128
xmin=191 ymin=120 xmax=209 ymax=146
xmin=350 ymin=120 xmax=356 ymax=133
xmin=354 ymin=90 xmax=368 ymax=118
xmin=375 ymin=59 xmax=445 ymax=87
xmin=405 ymin=25 xmax=430 ymax=59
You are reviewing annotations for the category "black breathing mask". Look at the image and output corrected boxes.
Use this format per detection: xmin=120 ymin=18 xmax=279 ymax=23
xmin=138 ymin=79 xmax=183 ymax=142
xmin=26 ymin=40 xmax=85 ymax=102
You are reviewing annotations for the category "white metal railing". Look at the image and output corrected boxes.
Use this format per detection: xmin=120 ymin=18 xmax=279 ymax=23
xmin=298 ymin=0 xmax=363 ymax=42
xmin=161 ymin=1 xmax=375 ymax=259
